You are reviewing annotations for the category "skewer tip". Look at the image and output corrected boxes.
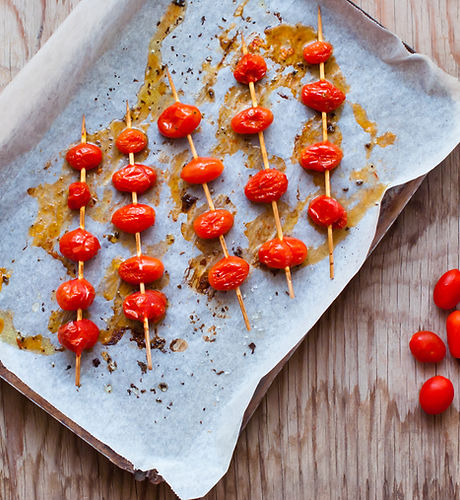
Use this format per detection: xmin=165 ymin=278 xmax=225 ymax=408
xmin=81 ymin=115 xmax=87 ymax=143
xmin=75 ymin=353 xmax=81 ymax=387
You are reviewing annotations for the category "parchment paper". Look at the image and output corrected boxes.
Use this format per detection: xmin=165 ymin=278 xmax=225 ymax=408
xmin=0 ymin=0 xmax=459 ymax=498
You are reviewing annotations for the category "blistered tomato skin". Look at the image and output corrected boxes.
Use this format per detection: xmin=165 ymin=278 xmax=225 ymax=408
xmin=409 ymin=331 xmax=446 ymax=363
xmin=259 ymin=239 xmax=292 ymax=269
xmin=419 ymin=376 xmax=454 ymax=415
xmin=58 ymin=319 xmax=99 ymax=355
xmin=180 ymin=157 xmax=224 ymax=184
xmin=231 ymin=106 xmax=274 ymax=134
xmin=208 ymin=256 xmax=250 ymax=291
xmin=446 ymin=311 xmax=460 ymax=358
xmin=68 ymin=182 xmax=91 ymax=210
xmin=303 ymin=41 xmax=333 ymax=64
xmin=433 ymin=269 xmax=460 ymax=310
xmin=59 ymin=229 xmax=100 ymax=262
xmin=193 ymin=209 xmax=234 ymax=239
xmin=308 ymin=195 xmax=347 ymax=228
xmin=66 ymin=143 xmax=102 ymax=171
xmin=115 ymin=128 xmax=148 ymax=154
xmin=244 ymin=169 xmax=288 ymax=203
xmin=300 ymin=141 xmax=343 ymax=172
xmin=56 ymin=279 xmax=95 ymax=311
xmin=301 ymin=80 xmax=346 ymax=113
xmin=123 ymin=290 xmax=167 ymax=322
xmin=118 ymin=255 xmax=164 ymax=285
xmin=234 ymin=53 xmax=267 ymax=84
xmin=283 ymin=237 xmax=308 ymax=266
xmin=157 ymin=102 xmax=202 ymax=138
xmin=111 ymin=204 xmax=155 ymax=233
xmin=112 ymin=164 xmax=157 ymax=194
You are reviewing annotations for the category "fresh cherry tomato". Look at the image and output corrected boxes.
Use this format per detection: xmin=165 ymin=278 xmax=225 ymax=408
xmin=433 ymin=269 xmax=460 ymax=310
xmin=180 ymin=157 xmax=224 ymax=184
xmin=68 ymin=182 xmax=91 ymax=210
xmin=231 ymin=106 xmax=274 ymax=134
xmin=308 ymin=195 xmax=347 ymax=229
xmin=123 ymin=290 xmax=167 ymax=322
xmin=58 ymin=319 xmax=99 ymax=355
xmin=59 ymin=228 xmax=100 ymax=262
xmin=118 ymin=255 xmax=164 ymax=285
xmin=66 ymin=143 xmax=102 ymax=171
xmin=283 ymin=237 xmax=308 ymax=266
xmin=300 ymin=141 xmax=343 ymax=172
xmin=244 ymin=169 xmax=288 ymax=203
xmin=446 ymin=310 xmax=460 ymax=358
xmin=301 ymin=80 xmax=345 ymax=113
xmin=303 ymin=40 xmax=333 ymax=64
xmin=419 ymin=375 xmax=454 ymax=415
xmin=409 ymin=331 xmax=446 ymax=363
xmin=157 ymin=102 xmax=202 ymax=138
xmin=259 ymin=237 xmax=307 ymax=269
xmin=116 ymin=128 xmax=148 ymax=154
xmin=208 ymin=256 xmax=249 ymax=291
xmin=112 ymin=164 xmax=157 ymax=194
xmin=193 ymin=209 xmax=234 ymax=239
xmin=56 ymin=278 xmax=95 ymax=311
xmin=234 ymin=53 xmax=267 ymax=84
xmin=111 ymin=203 xmax=155 ymax=234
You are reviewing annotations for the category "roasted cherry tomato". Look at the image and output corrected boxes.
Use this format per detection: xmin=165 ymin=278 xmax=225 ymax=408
xmin=111 ymin=203 xmax=155 ymax=234
xmin=59 ymin=228 xmax=100 ymax=262
xmin=446 ymin=310 xmax=460 ymax=358
xmin=112 ymin=164 xmax=157 ymax=194
xmin=58 ymin=319 xmax=99 ymax=355
xmin=231 ymin=106 xmax=274 ymax=134
xmin=433 ymin=269 xmax=460 ymax=310
xmin=308 ymin=195 xmax=347 ymax=229
xmin=303 ymin=40 xmax=333 ymax=64
xmin=244 ymin=169 xmax=288 ymax=203
xmin=56 ymin=278 xmax=95 ymax=311
xmin=300 ymin=141 xmax=343 ymax=172
xmin=118 ymin=255 xmax=164 ymax=285
xmin=157 ymin=102 xmax=202 ymax=138
xmin=123 ymin=290 xmax=167 ymax=322
xmin=115 ymin=128 xmax=148 ymax=154
xmin=181 ymin=157 xmax=224 ymax=184
xmin=301 ymin=80 xmax=345 ymax=113
xmin=259 ymin=237 xmax=308 ymax=269
xmin=193 ymin=209 xmax=234 ymax=239
xmin=409 ymin=331 xmax=446 ymax=363
xmin=284 ymin=237 xmax=308 ymax=266
xmin=66 ymin=143 xmax=102 ymax=171
xmin=419 ymin=375 xmax=454 ymax=415
xmin=208 ymin=256 xmax=249 ymax=291
xmin=234 ymin=53 xmax=267 ymax=84
xmin=68 ymin=182 xmax=91 ymax=210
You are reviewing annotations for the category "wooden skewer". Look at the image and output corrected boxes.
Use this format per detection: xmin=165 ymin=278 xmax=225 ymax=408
xmin=241 ymin=35 xmax=295 ymax=298
xmin=125 ymin=101 xmax=153 ymax=370
xmin=165 ymin=67 xmax=251 ymax=331
xmin=317 ymin=6 xmax=335 ymax=279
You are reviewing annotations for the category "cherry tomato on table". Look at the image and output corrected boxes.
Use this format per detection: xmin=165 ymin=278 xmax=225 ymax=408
xmin=157 ymin=102 xmax=202 ymax=138
xmin=446 ymin=310 xmax=460 ymax=358
xmin=111 ymin=203 xmax=155 ymax=233
xmin=301 ymin=80 xmax=345 ymax=113
xmin=419 ymin=375 xmax=454 ymax=415
xmin=59 ymin=228 xmax=100 ymax=262
xmin=244 ymin=169 xmax=288 ymax=203
xmin=231 ymin=106 xmax=273 ymax=134
xmin=433 ymin=269 xmax=460 ymax=310
xmin=112 ymin=164 xmax=157 ymax=194
xmin=303 ymin=40 xmax=333 ymax=64
xmin=68 ymin=182 xmax=91 ymax=210
xmin=234 ymin=53 xmax=267 ymax=84
xmin=409 ymin=331 xmax=446 ymax=363
xmin=56 ymin=278 xmax=95 ymax=311
xmin=300 ymin=141 xmax=343 ymax=172
xmin=193 ymin=209 xmax=234 ymax=239
xmin=118 ymin=255 xmax=164 ymax=285
xmin=66 ymin=143 xmax=102 ymax=171
xmin=116 ymin=128 xmax=148 ymax=154
xmin=308 ymin=195 xmax=347 ymax=229
xmin=58 ymin=319 xmax=99 ymax=355
xmin=259 ymin=237 xmax=308 ymax=269
xmin=208 ymin=256 xmax=249 ymax=291
xmin=123 ymin=290 xmax=167 ymax=322
xmin=180 ymin=157 xmax=224 ymax=184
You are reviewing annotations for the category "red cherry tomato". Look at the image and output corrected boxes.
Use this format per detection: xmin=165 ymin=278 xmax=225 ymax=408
xmin=283 ymin=237 xmax=308 ymax=266
xmin=180 ymin=157 xmax=224 ymax=184
xmin=419 ymin=376 xmax=454 ymax=415
xmin=115 ymin=128 xmax=148 ymax=154
xmin=66 ymin=143 xmax=102 ymax=171
xmin=234 ymin=53 xmax=267 ymax=84
xmin=308 ymin=195 xmax=347 ymax=229
xmin=208 ymin=256 xmax=250 ymax=291
xmin=59 ymin=228 xmax=100 ymax=262
xmin=112 ymin=164 xmax=157 ymax=194
xmin=244 ymin=169 xmax=288 ymax=203
xmin=301 ymin=80 xmax=345 ymax=113
xmin=409 ymin=331 xmax=446 ymax=363
xmin=446 ymin=311 xmax=460 ymax=358
xmin=56 ymin=278 xmax=95 ymax=311
xmin=118 ymin=255 xmax=164 ymax=285
xmin=123 ymin=290 xmax=167 ymax=322
xmin=300 ymin=141 xmax=343 ymax=172
xmin=111 ymin=203 xmax=155 ymax=234
xmin=193 ymin=209 xmax=234 ymax=239
xmin=303 ymin=40 xmax=333 ymax=64
xmin=58 ymin=319 xmax=99 ymax=355
xmin=157 ymin=102 xmax=202 ymax=138
xmin=231 ymin=106 xmax=274 ymax=134
xmin=433 ymin=269 xmax=460 ymax=310
xmin=259 ymin=239 xmax=292 ymax=269
xmin=68 ymin=182 xmax=91 ymax=210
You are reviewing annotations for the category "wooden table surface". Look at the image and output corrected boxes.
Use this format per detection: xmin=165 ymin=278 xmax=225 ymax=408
xmin=1 ymin=1 xmax=459 ymax=498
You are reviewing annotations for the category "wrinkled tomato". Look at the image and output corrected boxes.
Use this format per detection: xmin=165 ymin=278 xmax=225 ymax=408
xmin=409 ymin=331 xmax=446 ymax=363
xmin=300 ymin=141 xmax=343 ymax=172
xmin=58 ymin=319 xmax=99 ymax=355
xmin=193 ymin=209 xmax=234 ymax=239
xmin=112 ymin=164 xmax=157 ymax=194
xmin=123 ymin=290 xmax=167 ymax=322
xmin=419 ymin=375 xmax=454 ymax=415
xmin=231 ymin=106 xmax=273 ymax=134
xmin=208 ymin=256 xmax=250 ymax=291
xmin=68 ymin=182 xmax=91 ymax=210
xmin=118 ymin=255 xmax=164 ymax=285
xmin=244 ymin=169 xmax=288 ymax=203
xmin=301 ymin=80 xmax=346 ymax=113
xmin=308 ymin=195 xmax=347 ymax=229
xmin=446 ymin=310 xmax=460 ymax=358
xmin=259 ymin=237 xmax=307 ymax=269
xmin=56 ymin=278 xmax=95 ymax=311
xmin=59 ymin=228 xmax=100 ymax=262
xmin=157 ymin=102 xmax=202 ymax=138
xmin=180 ymin=157 xmax=224 ymax=184
xmin=116 ymin=128 xmax=148 ymax=154
xmin=433 ymin=269 xmax=460 ymax=310
xmin=303 ymin=40 xmax=333 ymax=64
xmin=234 ymin=53 xmax=267 ymax=84
xmin=111 ymin=203 xmax=155 ymax=233
xmin=66 ymin=143 xmax=102 ymax=171
xmin=284 ymin=237 xmax=308 ymax=266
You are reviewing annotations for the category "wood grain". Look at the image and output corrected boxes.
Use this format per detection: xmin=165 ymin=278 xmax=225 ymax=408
xmin=0 ymin=1 xmax=459 ymax=499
